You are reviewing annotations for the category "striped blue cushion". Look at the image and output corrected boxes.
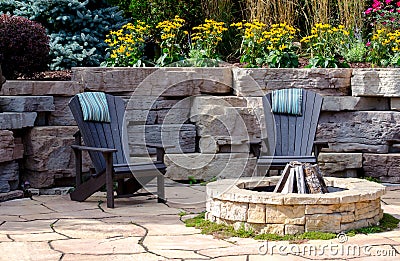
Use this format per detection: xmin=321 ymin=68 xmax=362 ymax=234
xmin=77 ymin=92 xmax=111 ymax=122
xmin=272 ymin=88 xmax=303 ymax=116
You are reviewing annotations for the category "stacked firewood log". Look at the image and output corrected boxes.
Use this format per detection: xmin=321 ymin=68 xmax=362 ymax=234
xmin=273 ymin=161 xmax=329 ymax=194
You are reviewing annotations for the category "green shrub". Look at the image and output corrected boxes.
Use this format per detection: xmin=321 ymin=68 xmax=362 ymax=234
xmin=0 ymin=14 xmax=50 ymax=79
xmin=0 ymin=0 xmax=129 ymax=70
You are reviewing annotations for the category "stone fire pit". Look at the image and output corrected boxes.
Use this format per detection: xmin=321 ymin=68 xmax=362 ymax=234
xmin=206 ymin=177 xmax=386 ymax=235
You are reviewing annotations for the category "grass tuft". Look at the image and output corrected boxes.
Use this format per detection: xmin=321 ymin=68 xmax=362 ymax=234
xmin=347 ymin=213 xmax=400 ymax=235
xmin=185 ymin=212 xmax=400 ymax=241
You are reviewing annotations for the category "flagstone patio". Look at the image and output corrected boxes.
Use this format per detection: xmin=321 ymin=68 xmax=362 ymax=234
xmin=0 ymin=181 xmax=399 ymax=261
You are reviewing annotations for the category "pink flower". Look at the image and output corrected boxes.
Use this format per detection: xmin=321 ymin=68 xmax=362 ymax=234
xmin=366 ymin=41 xmax=371 ymax=47
xmin=365 ymin=8 xmax=373 ymax=14
xmin=386 ymin=0 xmax=392 ymax=4
xmin=390 ymin=9 xmax=395 ymax=12
xmin=398 ymin=9 xmax=400 ymax=13
xmin=373 ymin=0 xmax=382 ymax=9
xmin=397 ymin=1 xmax=400 ymax=7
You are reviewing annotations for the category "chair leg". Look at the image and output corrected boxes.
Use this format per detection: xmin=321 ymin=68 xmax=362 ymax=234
xmin=157 ymin=174 xmax=165 ymax=203
xmin=103 ymin=152 xmax=114 ymax=208
xmin=72 ymin=148 xmax=82 ymax=186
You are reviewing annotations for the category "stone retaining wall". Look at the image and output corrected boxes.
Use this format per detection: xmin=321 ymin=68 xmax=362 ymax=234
xmin=0 ymin=67 xmax=399 ymax=192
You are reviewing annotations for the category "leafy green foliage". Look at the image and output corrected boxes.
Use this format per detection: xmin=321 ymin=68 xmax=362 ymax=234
xmin=343 ymin=41 xmax=367 ymax=63
xmin=0 ymin=14 xmax=50 ymax=79
xmin=0 ymin=0 xmax=129 ymax=70
xmin=362 ymin=176 xmax=381 ymax=183
xmin=188 ymin=176 xmax=198 ymax=185
xmin=266 ymin=50 xmax=299 ymax=68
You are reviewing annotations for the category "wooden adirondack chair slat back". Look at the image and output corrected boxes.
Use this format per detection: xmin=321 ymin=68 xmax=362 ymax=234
xmin=69 ymin=94 xmax=128 ymax=173
xmin=263 ymin=89 xmax=323 ymax=157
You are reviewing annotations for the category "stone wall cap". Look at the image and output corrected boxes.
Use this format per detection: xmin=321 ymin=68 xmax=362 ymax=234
xmin=206 ymin=177 xmax=385 ymax=205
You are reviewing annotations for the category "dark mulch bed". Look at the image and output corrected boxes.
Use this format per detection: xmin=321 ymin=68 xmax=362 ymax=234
xmin=16 ymin=70 xmax=72 ymax=81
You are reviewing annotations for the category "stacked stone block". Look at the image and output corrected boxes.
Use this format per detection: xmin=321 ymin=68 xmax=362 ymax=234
xmin=0 ymin=81 xmax=81 ymax=190
xmin=206 ymin=177 xmax=385 ymax=235
xmin=0 ymin=93 xmax=53 ymax=192
xmin=1 ymin=67 xmax=400 ymax=192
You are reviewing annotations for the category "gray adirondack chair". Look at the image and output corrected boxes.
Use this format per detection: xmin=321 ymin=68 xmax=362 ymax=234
xmin=69 ymin=93 xmax=166 ymax=208
xmin=254 ymin=89 xmax=328 ymax=175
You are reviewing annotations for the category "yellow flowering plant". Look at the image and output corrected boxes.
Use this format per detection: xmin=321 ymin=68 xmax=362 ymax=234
xmin=190 ymin=19 xmax=228 ymax=59
xmin=231 ymin=20 xmax=298 ymax=68
xmin=262 ymin=23 xmax=299 ymax=68
xmin=156 ymin=16 xmax=188 ymax=66
xmin=231 ymin=20 xmax=267 ymax=67
xmin=103 ymin=21 xmax=150 ymax=67
xmin=367 ymin=28 xmax=400 ymax=66
xmin=300 ymin=23 xmax=350 ymax=68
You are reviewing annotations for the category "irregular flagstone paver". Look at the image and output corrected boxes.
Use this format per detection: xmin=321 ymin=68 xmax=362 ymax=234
xmin=197 ymin=244 xmax=260 ymax=257
xmin=0 ymin=203 xmax=53 ymax=216
xmin=212 ymin=256 xmax=248 ymax=261
xmin=61 ymin=253 xmax=163 ymax=261
xmin=32 ymin=197 xmax=99 ymax=212
xmin=0 ymin=197 xmax=42 ymax=206
xmin=381 ymin=204 xmax=400 ymax=220
xmin=130 ymin=215 xmax=200 ymax=236
xmin=53 ymin=219 xmax=146 ymax=239
xmin=0 ymin=234 xmax=12 ymax=242
xmin=143 ymin=234 xmax=233 ymax=251
xmin=152 ymin=249 xmax=211 ymax=259
xmin=50 ymin=237 xmax=145 ymax=255
xmin=249 ymin=254 xmax=310 ymax=260
xmin=351 ymin=257 xmax=397 ymax=261
xmin=390 ymin=237 xmax=400 ymax=243
xmin=9 ymin=232 xmax=67 ymax=242
xmin=0 ymin=242 xmax=62 ymax=261
xmin=103 ymin=203 xmax=181 ymax=217
xmin=0 ymin=219 xmax=57 ymax=235
xmin=0 ymin=215 xmax=26 ymax=222
xmin=20 ymin=209 xmax=116 ymax=221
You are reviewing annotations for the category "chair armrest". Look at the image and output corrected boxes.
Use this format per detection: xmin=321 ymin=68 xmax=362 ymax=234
xmin=313 ymin=141 xmax=329 ymax=147
xmin=71 ymin=144 xmax=117 ymax=154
